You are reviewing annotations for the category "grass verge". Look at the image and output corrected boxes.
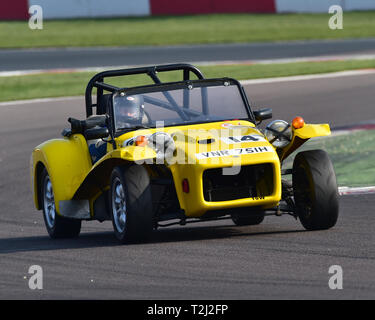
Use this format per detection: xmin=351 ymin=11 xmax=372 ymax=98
xmin=1 ymin=12 xmax=375 ymax=48
xmin=283 ymin=129 xmax=375 ymax=187
xmin=0 ymin=59 xmax=374 ymax=102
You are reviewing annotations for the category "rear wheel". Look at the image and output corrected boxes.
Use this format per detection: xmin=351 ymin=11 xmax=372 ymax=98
xmin=292 ymin=150 xmax=339 ymax=230
xmin=41 ymin=169 xmax=81 ymax=238
xmin=231 ymin=209 xmax=265 ymax=226
xmin=109 ymin=165 xmax=153 ymax=243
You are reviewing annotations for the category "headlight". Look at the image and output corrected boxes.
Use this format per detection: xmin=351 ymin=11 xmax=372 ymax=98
xmin=122 ymin=132 xmax=176 ymax=162
xmin=148 ymin=132 xmax=176 ymax=161
xmin=264 ymin=120 xmax=292 ymax=148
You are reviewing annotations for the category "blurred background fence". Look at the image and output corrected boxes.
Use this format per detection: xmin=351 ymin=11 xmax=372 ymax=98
xmin=2 ymin=0 xmax=375 ymax=20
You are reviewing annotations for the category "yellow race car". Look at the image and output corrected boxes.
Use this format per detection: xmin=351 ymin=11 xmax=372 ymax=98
xmin=30 ymin=64 xmax=339 ymax=243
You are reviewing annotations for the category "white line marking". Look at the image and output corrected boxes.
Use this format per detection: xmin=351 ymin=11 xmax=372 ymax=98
xmin=192 ymin=53 xmax=375 ymax=66
xmin=0 ymin=96 xmax=83 ymax=106
xmin=339 ymin=186 xmax=375 ymax=196
xmin=240 ymin=69 xmax=375 ymax=85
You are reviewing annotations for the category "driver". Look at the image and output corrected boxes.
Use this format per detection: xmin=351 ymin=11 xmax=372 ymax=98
xmin=115 ymin=94 xmax=146 ymax=129
xmin=90 ymin=94 xmax=147 ymax=164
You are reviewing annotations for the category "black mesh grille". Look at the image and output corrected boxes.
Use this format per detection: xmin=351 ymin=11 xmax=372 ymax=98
xmin=203 ymin=164 xmax=274 ymax=202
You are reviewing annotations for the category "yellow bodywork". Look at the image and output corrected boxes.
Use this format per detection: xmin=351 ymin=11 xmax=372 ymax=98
xmin=31 ymin=119 xmax=331 ymax=219
xmin=31 ymin=134 xmax=92 ymax=212
xmin=279 ymin=123 xmax=331 ymax=161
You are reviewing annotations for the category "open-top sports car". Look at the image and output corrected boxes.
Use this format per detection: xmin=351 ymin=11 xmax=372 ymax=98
xmin=30 ymin=64 xmax=339 ymax=243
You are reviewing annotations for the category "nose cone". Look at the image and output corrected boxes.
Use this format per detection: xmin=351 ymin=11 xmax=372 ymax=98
xmin=169 ymin=121 xmax=277 ymax=166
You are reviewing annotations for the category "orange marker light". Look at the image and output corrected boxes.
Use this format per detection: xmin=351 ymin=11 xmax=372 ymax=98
xmin=292 ymin=116 xmax=305 ymax=129
xmin=135 ymin=135 xmax=148 ymax=147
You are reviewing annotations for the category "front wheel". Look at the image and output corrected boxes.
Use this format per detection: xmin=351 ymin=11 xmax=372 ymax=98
xmin=109 ymin=165 xmax=153 ymax=243
xmin=41 ymin=169 xmax=81 ymax=238
xmin=292 ymin=150 xmax=339 ymax=230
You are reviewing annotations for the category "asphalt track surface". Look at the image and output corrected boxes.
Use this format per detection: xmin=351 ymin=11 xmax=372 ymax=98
xmin=0 ymin=73 xmax=374 ymax=299
xmin=1 ymin=38 xmax=375 ymax=71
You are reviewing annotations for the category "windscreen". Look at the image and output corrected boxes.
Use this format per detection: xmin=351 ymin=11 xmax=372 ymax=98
xmin=113 ymin=83 xmax=250 ymax=131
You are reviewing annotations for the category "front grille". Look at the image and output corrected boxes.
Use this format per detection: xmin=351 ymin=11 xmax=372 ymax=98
xmin=203 ymin=164 xmax=274 ymax=202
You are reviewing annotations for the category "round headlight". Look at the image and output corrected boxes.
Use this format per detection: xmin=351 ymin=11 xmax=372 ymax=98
xmin=148 ymin=132 xmax=176 ymax=161
xmin=264 ymin=120 xmax=292 ymax=148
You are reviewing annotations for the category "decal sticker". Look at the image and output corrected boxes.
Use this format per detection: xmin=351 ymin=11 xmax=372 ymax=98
xmin=123 ymin=137 xmax=135 ymax=146
xmin=221 ymin=122 xmax=242 ymax=128
xmin=195 ymin=146 xmax=272 ymax=159
xmin=221 ymin=134 xmax=266 ymax=144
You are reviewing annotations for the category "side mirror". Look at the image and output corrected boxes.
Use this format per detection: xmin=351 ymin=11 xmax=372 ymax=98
xmin=85 ymin=115 xmax=108 ymax=129
xmin=68 ymin=115 xmax=108 ymax=134
xmin=253 ymin=108 xmax=273 ymax=122
xmin=84 ymin=127 xmax=109 ymax=140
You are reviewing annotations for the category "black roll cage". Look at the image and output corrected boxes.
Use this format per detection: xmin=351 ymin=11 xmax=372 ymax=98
xmin=86 ymin=63 xmax=254 ymax=117
xmin=86 ymin=64 xmax=206 ymax=117
xmin=85 ymin=64 xmax=255 ymax=148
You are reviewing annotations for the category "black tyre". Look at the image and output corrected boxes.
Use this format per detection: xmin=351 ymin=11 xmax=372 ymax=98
xmin=231 ymin=209 xmax=265 ymax=226
xmin=292 ymin=149 xmax=339 ymax=230
xmin=109 ymin=165 xmax=153 ymax=243
xmin=40 ymin=169 xmax=81 ymax=238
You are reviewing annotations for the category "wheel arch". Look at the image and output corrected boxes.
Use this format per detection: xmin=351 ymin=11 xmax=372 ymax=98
xmin=73 ymin=157 xmax=136 ymax=201
xmin=30 ymin=135 xmax=92 ymax=213
xmin=279 ymin=124 xmax=331 ymax=161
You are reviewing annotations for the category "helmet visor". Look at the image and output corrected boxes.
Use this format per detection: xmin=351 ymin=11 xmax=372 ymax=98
xmin=113 ymin=94 xmax=144 ymax=127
